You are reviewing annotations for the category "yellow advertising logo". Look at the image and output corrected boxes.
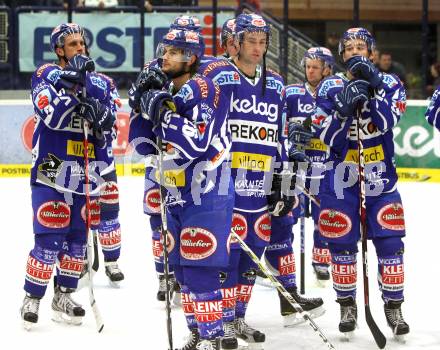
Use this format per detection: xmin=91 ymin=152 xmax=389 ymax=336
xmin=344 ymin=145 xmax=384 ymax=164
xmin=231 ymin=152 xmax=272 ymax=172
xmin=155 ymin=169 xmax=186 ymax=187
xmin=306 ymin=138 xmax=328 ymax=152
xmin=66 ymin=140 xmax=95 ymax=158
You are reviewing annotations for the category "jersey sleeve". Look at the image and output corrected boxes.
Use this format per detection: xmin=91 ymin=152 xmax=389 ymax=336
xmin=312 ymin=77 xmax=352 ymax=157
xmin=425 ymin=86 xmax=440 ymax=130
xmin=31 ymin=65 xmax=80 ymax=130
xmin=154 ymin=76 xmax=228 ymax=160
xmin=129 ymin=110 xmax=157 ymax=157
xmin=369 ymin=73 xmax=406 ymax=132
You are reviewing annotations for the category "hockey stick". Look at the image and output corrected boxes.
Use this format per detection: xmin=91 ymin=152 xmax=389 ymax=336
xmin=83 ymin=121 xmax=104 ymax=333
xmin=299 ymin=195 xmax=306 ymax=295
xmin=231 ymin=230 xmax=335 ymax=350
xmin=356 ymin=109 xmax=386 ymax=349
xmin=92 ymin=229 xmax=99 ymax=272
xmin=157 ymin=137 xmax=173 ymax=350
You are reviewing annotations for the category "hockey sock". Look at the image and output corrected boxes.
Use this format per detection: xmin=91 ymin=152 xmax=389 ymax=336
xmin=265 ymin=239 xmax=296 ymax=288
xmin=235 ymin=246 xmax=264 ymax=318
xmin=98 ymin=215 xmax=121 ymax=262
xmin=221 ymin=249 xmax=240 ymax=323
xmin=191 ymin=289 xmax=223 ymax=339
xmin=24 ymin=233 xmax=63 ymax=297
xmin=312 ymin=246 xmax=331 ymax=267
xmin=181 ymin=285 xmax=198 ymax=330
xmin=373 ymin=237 xmax=405 ymax=303
xmin=329 ymin=246 xmax=357 ymax=300
xmin=56 ymin=238 xmax=86 ymax=289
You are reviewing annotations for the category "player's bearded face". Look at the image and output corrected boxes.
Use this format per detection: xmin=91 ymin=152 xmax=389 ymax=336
xmin=342 ymin=38 xmax=370 ymax=62
xmin=57 ymin=33 xmax=86 ymax=61
xmin=239 ymin=32 xmax=267 ymax=65
xmin=305 ymin=58 xmax=327 ymax=87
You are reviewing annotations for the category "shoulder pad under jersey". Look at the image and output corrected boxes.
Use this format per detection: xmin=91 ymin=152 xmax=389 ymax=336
xmin=285 ymin=83 xmax=306 ymax=97
xmin=317 ymin=75 xmax=344 ymax=98
xmin=381 ymin=73 xmax=402 ymax=90
xmin=32 ymin=63 xmax=63 ymax=86
xmin=200 ymin=59 xmax=234 ymax=78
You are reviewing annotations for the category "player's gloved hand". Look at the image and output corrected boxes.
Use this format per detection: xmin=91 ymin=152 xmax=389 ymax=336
xmin=129 ymin=67 xmax=168 ymax=110
xmin=288 ymin=122 xmax=313 ymax=149
xmin=56 ymin=54 xmax=95 ymax=90
xmin=346 ymin=55 xmax=383 ymax=89
xmin=267 ymin=174 xmax=297 ymax=217
xmin=140 ymin=90 xmax=176 ymax=127
xmin=67 ymin=54 xmax=95 ymax=74
xmin=333 ymin=79 xmax=370 ymax=120
xmin=77 ymin=97 xmax=115 ymax=132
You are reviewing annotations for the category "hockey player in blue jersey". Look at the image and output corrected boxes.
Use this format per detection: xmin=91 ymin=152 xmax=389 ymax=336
xmin=200 ymin=13 xmax=294 ymax=349
xmin=263 ymin=47 xmax=336 ymax=327
xmin=220 ymin=18 xmax=238 ymax=59
xmin=313 ymin=27 xmax=409 ymax=339
xmin=426 ymin=86 xmax=440 ymax=131
xmin=20 ymin=23 xmax=116 ymax=329
xmin=136 ymin=28 xmax=233 ymax=350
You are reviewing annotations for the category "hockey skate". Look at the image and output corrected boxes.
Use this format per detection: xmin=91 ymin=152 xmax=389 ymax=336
xmin=105 ymin=260 xmax=124 ymax=287
xmin=279 ymin=287 xmax=325 ymax=327
xmin=221 ymin=321 xmax=238 ymax=350
xmin=195 ymin=338 xmax=220 ymax=350
xmin=235 ymin=318 xmax=265 ymax=350
xmin=337 ymin=296 xmax=358 ymax=340
xmin=384 ymin=300 xmax=409 ymax=342
xmin=51 ymin=286 xmax=85 ymax=325
xmin=313 ymin=264 xmax=330 ymax=287
xmin=20 ymin=293 xmax=41 ymax=331
xmin=176 ymin=328 xmax=200 ymax=350
xmin=156 ymin=273 xmax=177 ymax=302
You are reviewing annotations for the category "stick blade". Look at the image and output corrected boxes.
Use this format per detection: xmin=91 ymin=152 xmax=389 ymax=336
xmin=365 ymin=306 xmax=386 ymax=349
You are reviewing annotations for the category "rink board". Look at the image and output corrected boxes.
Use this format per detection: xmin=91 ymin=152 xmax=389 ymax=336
xmin=0 ymin=99 xmax=439 ymax=181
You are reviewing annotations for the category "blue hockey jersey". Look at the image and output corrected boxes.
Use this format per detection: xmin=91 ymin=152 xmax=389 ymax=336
xmin=200 ymin=59 xmax=288 ymax=212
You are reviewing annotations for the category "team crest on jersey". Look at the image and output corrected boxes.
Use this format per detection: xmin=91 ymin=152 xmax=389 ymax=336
xmin=254 ymin=213 xmax=271 ymax=242
xmin=37 ymin=201 xmax=70 ymax=228
xmin=265 ymin=77 xmax=284 ymax=95
xmin=212 ymin=71 xmax=240 ymax=85
xmin=38 ymin=153 xmax=63 ymax=183
xmin=377 ymin=203 xmax=405 ymax=231
xmin=286 ymin=85 xmax=306 ymax=97
xmin=176 ymin=84 xmax=194 ymax=103
xmin=180 ymin=227 xmax=217 ymax=260
xmin=319 ymin=209 xmax=352 ymax=238
xmin=318 ymin=78 xmax=343 ymax=97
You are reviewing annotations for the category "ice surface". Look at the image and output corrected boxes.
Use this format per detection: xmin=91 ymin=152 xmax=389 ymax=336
xmin=3 ymin=177 xmax=440 ymax=350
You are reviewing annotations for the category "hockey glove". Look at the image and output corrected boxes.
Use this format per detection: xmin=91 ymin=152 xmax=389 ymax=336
xmin=128 ymin=67 xmax=168 ymax=110
xmin=346 ymin=55 xmax=383 ymax=89
xmin=288 ymin=122 xmax=313 ymax=149
xmin=140 ymin=90 xmax=176 ymax=127
xmin=267 ymin=174 xmax=297 ymax=217
xmin=67 ymin=54 xmax=96 ymax=74
xmin=77 ymin=97 xmax=115 ymax=132
xmin=333 ymin=79 xmax=370 ymax=120
xmin=56 ymin=54 xmax=95 ymax=90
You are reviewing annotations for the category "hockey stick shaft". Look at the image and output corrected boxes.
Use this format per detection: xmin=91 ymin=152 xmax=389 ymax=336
xmin=83 ymin=121 xmax=104 ymax=333
xmin=356 ymin=110 xmax=386 ymax=349
xmin=300 ymin=195 xmax=306 ymax=295
xmin=231 ymin=230 xmax=335 ymax=349
xmin=157 ymin=137 xmax=173 ymax=350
